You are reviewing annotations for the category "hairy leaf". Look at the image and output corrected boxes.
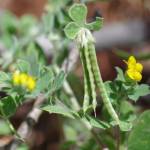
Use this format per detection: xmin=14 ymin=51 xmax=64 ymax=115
xmin=128 ymin=110 xmax=150 ymax=150
xmin=128 ymin=84 xmax=150 ymax=101
xmin=69 ymin=4 xmax=87 ymax=24
xmin=64 ymin=22 xmax=80 ymax=39
xmin=86 ymin=17 xmax=103 ymax=31
xmin=41 ymin=105 xmax=75 ymax=119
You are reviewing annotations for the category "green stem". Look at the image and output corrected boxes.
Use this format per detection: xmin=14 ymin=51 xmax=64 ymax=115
xmin=88 ymin=42 xmax=120 ymax=125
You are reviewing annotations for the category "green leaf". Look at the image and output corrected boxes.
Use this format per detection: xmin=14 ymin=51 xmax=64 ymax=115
xmin=17 ymin=143 xmax=29 ymax=150
xmin=0 ymin=71 xmax=10 ymax=83
xmin=115 ymin=67 xmax=125 ymax=82
xmin=64 ymin=22 xmax=80 ymax=39
xmin=0 ymin=120 xmax=12 ymax=135
xmin=128 ymin=84 xmax=150 ymax=101
xmin=119 ymin=121 xmax=132 ymax=131
xmin=16 ymin=59 xmax=30 ymax=73
xmin=85 ymin=115 xmax=110 ymax=129
xmin=120 ymin=101 xmax=135 ymax=115
xmin=110 ymin=120 xmax=132 ymax=131
xmin=32 ymin=70 xmax=54 ymax=96
xmin=86 ymin=17 xmax=103 ymax=31
xmin=128 ymin=110 xmax=150 ymax=150
xmin=41 ymin=104 xmax=75 ymax=119
xmin=69 ymin=4 xmax=87 ymax=24
xmin=26 ymin=43 xmax=39 ymax=76
xmin=0 ymin=96 xmax=17 ymax=118
xmin=49 ymin=71 xmax=65 ymax=92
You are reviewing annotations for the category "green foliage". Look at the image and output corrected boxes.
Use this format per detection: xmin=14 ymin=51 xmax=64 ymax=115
xmin=128 ymin=110 xmax=150 ymax=150
xmin=85 ymin=115 xmax=110 ymax=129
xmin=0 ymin=1 xmax=149 ymax=149
xmin=0 ymin=96 xmax=19 ymax=118
xmin=128 ymin=84 xmax=150 ymax=101
xmin=41 ymin=100 xmax=76 ymax=119
xmin=69 ymin=4 xmax=87 ymax=24
xmin=0 ymin=71 xmax=10 ymax=83
xmin=0 ymin=120 xmax=12 ymax=135
xmin=64 ymin=3 xmax=103 ymax=40
xmin=16 ymin=60 xmax=30 ymax=73
xmin=64 ymin=22 xmax=80 ymax=39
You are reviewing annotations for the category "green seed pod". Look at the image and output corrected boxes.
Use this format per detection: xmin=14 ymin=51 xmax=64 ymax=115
xmin=79 ymin=46 xmax=91 ymax=112
xmin=88 ymin=42 xmax=120 ymax=124
xmin=84 ymin=45 xmax=97 ymax=115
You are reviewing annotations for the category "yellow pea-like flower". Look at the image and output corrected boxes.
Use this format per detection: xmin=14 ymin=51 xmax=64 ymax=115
xmin=19 ymin=73 xmax=28 ymax=86
xmin=13 ymin=70 xmax=20 ymax=85
xmin=26 ymin=76 xmax=36 ymax=91
xmin=126 ymin=69 xmax=142 ymax=82
xmin=133 ymin=71 xmax=142 ymax=82
xmin=12 ymin=71 xmax=36 ymax=91
xmin=135 ymin=63 xmax=143 ymax=73
xmin=124 ymin=56 xmax=143 ymax=82
xmin=128 ymin=56 xmax=136 ymax=65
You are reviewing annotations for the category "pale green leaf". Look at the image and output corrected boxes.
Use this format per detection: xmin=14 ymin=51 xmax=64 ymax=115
xmin=64 ymin=22 xmax=80 ymax=39
xmin=16 ymin=59 xmax=30 ymax=73
xmin=0 ymin=120 xmax=11 ymax=135
xmin=115 ymin=67 xmax=125 ymax=82
xmin=69 ymin=4 xmax=87 ymax=24
xmin=86 ymin=115 xmax=110 ymax=129
xmin=128 ymin=110 xmax=150 ymax=150
xmin=0 ymin=71 xmax=10 ymax=83
xmin=41 ymin=105 xmax=75 ymax=119
xmin=86 ymin=17 xmax=103 ymax=31
xmin=49 ymin=71 xmax=65 ymax=92
xmin=119 ymin=121 xmax=132 ymax=131
xmin=128 ymin=84 xmax=150 ymax=101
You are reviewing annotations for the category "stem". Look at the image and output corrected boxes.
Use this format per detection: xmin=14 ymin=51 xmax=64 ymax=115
xmin=5 ymin=118 xmax=24 ymax=141
xmin=88 ymin=42 xmax=120 ymax=125
xmin=82 ymin=118 xmax=105 ymax=149
xmin=116 ymin=126 xmax=120 ymax=150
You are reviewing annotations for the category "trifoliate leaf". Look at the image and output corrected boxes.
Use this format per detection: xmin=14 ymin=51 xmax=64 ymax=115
xmin=64 ymin=22 xmax=80 ymax=39
xmin=69 ymin=3 xmax=87 ymax=24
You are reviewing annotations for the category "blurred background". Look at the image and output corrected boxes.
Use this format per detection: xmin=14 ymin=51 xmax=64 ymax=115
xmin=0 ymin=0 xmax=150 ymax=150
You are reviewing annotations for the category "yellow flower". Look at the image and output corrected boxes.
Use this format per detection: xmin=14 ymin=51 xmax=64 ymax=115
xmin=13 ymin=70 xmax=20 ymax=85
xmin=128 ymin=56 xmax=136 ymax=65
xmin=126 ymin=69 xmax=142 ymax=82
xmin=19 ymin=73 xmax=28 ymax=86
xmin=26 ymin=76 xmax=36 ymax=91
xmin=124 ymin=56 xmax=143 ymax=82
xmin=12 ymin=71 xmax=36 ymax=91
xmin=135 ymin=63 xmax=143 ymax=73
